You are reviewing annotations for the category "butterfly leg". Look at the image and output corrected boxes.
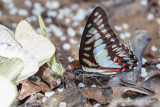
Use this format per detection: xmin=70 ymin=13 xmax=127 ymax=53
xmin=82 ymin=74 xmax=88 ymax=86
xmin=92 ymin=76 xmax=104 ymax=86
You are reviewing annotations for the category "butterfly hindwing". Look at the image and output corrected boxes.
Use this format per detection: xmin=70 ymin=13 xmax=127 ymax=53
xmin=79 ymin=7 xmax=137 ymax=75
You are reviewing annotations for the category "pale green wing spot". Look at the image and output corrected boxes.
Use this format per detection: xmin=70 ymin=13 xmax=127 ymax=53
xmin=38 ymin=15 xmax=50 ymax=40
xmin=82 ymin=58 xmax=96 ymax=67
xmin=0 ymin=44 xmax=39 ymax=82
xmin=0 ymin=58 xmax=24 ymax=82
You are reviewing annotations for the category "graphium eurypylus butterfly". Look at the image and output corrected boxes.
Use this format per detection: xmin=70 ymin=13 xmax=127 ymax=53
xmin=79 ymin=7 xmax=138 ymax=75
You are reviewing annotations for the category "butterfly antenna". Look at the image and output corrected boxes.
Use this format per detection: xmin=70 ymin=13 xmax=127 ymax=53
xmin=55 ymin=52 xmax=71 ymax=68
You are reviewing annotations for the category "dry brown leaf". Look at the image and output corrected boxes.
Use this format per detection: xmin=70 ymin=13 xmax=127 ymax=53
xmin=79 ymin=87 xmax=113 ymax=104
xmin=143 ymin=74 xmax=160 ymax=94
xmin=44 ymin=81 xmax=89 ymax=107
xmin=18 ymin=80 xmax=50 ymax=100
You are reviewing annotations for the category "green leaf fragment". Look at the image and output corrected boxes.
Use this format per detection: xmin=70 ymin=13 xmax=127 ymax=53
xmin=50 ymin=54 xmax=64 ymax=76
xmin=38 ymin=15 xmax=50 ymax=40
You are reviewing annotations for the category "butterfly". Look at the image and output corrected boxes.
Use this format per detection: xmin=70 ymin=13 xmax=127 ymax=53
xmin=79 ymin=7 xmax=138 ymax=76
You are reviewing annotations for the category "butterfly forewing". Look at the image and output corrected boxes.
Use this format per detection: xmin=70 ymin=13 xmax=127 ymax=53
xmin=79 ymin=7 xmax=137 ymax=75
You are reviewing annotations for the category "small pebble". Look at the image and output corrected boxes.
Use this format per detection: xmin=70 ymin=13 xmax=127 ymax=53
xmin=32 ymin=7 xmax=45 ymax=16
xmin=42 ymin=97 xmax=47 ymax=103
xmin=26 ymin=17 xmax=32 ymax=23
xmin=60 ymin=36 xmax=67 ymax=41
xmin=91 ymin=84 xmax=96 ymax=88
xmin=59 ymin=102 xmax=66 ymax=107
xmin=36 ymin=28 xmax=41 ymax=34
xmin=11 ymin=23 xmax=17 ymax=28
xmin=156 ymin=64 xmax=160 ymax=69
xmin=140 ymin=0 xmax=148 ymax=6
xmin=67 ymin=27 xmax=76 ymax=37
xmin=147 ymin=13 xmax=154 ymax=21
xmin=141 ymin=67 xmax=147 ymax=78
xmin=151 ymin=45 xmax=157 ymax=52
xmin=78 ymin=83 xmax=85 ymax=87
xmin=71 ymin=3 xmax=79 ymax=10
xmin=93 ymin=103 xmax=101 ymax=107
xmin=142 ymin=58 xmax=147 ymax=65
xmin=62 ymin=43 xmax=71 ymax=50
xmin=2 ymin=0 xmax=12 ymax=4
xmin=79 ymin=27 xmax=84 ymax=35
xmin=70 ymin=38 xmax=78 ymax=44
xmin=114 ymin=25 xmax=122 ymax=32
xmin=9 ymin=7 xmax=17 ymax=15
xmin=119 ymin=33 xmax=126 ymax=40
xmin=57 ymin=11 xmax=64 ymax=19
xmin=45 ymin=91 xmax=55 ymax=97
xmin=46 ymin=27 xmax=51 ymax=33
xmin=72 ymin=8 xmax=87 ymax=21
xmin=65 ymin=18 xmax=71 ymax=24
xmin=31 ymin=15 xmax=37 ymax=22
xmin=33 ymin=2 xmax=41 ymax=9
xmin=47 ymin=10 xmax=57 ymax=17
xmin=8 ymin=2 xmax=14 ymax=9
xmin=45 ymin=1 xmax=60 ymax=10
xmin=49 ymin=24 xmax=63 ymax=37
xmin=124 ymin=32 xmax=131 ymax=38
xmin=158 ymin=0 xmax=160 ymax=6
xmin=18 ymin=9 xmax=28 ymax=16
xmin=122 ymin=23 xmax=129 ymax=30
xmin=73 ymin=21 xmax=79 ymax=27
xmin=56 ymin=78 xmax=61 ymax=85
xmin=45 ymin=18 xmax=52 ymax=23
xmin=24 ymin=0 xmax=32 ymax=7
xmin=57 ymin=88 xmax=64 ymax=92
xmin=68 ymin=56 xmax=74 ymax=62
xmin=60 ymin=7 xmax=72 ymax=17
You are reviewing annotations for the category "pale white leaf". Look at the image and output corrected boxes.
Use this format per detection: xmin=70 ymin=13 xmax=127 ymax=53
xmin=0 ymin=24 xmax=14 ymax=36
xmin=0 ymin=29 xmax=21 ymax=47
xmin=0 ymin=44 xmax=39 ymax=82
xmin=0 ymin=58 xmax=24 ymax=82
xmin=0 ymin=75 xmax=17 ymax=107
xmin=15 ymin=20 xmax=55 ymax=66
xmin=15 ymin=20 xmax=37 ymax=39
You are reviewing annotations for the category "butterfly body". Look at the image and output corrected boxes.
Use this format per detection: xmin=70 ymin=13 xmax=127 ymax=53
xmin=79 ymin=7 xmax=137 ymax=75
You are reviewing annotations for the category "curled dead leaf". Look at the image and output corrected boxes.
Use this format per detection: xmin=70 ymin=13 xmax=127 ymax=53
xmin=18 ymin=80 xmax=50 ymax=100
xmin=79 ymin=87 xmax=113 ymax=104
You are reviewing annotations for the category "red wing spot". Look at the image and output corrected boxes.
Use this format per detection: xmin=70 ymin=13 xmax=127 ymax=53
xmin=92 ymin=60 xmax=95 ymax=63
xmin=123 ymin=63 xmax=126 ymax=69
xmin=118 ymin=60 xmax=121 ymax=63
xmin=113 ymin=68 xmax=120 ymax=72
